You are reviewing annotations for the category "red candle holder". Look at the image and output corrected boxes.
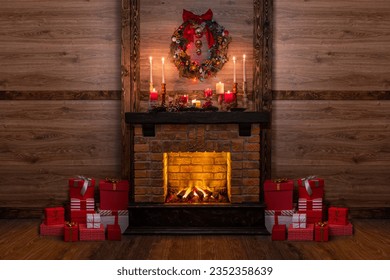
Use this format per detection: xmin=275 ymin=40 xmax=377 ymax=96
xmin=204 ymin=88 xmax=213 ymax=98
xmin=224 ymin=91 xmax=234 ymax=103
xmin=149 ymin=89 xmax=158 ymax=102
xmin=179 ymin=95 xmax=188 ymax=104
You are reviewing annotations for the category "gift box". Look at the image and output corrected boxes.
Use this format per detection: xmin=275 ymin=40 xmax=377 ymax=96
xmin=264 ymin=179 xmax=293 ymax=210
xmin=79 ymin=223 xmax=105 ymax=241
xmin=292 ymin=213 xmax=306 ymax=228
xmin=70 ymin=209 xmax=95 ymax=224
xmin=64 ymin=222 xmax=79 ymax=242
xmin=86 ymin=213 xmax=101 ymax=229
xmin=40 ymin=223 xmax=64 ymax=236
xmin=99 ymin=209 xmax=128 ymax=233
xmin=272 ymin=224 xmax=286 ymax=241
xmin=70 ymin=198 xmax=95 ymax=211
xmin=107 ymin=224 xmax=122 ymax=241
xmin=329 ymin=222 xmax=353 ymax=236
xmin=69 ymin=176 xmax=95 ymax=200
xmin=264 ymin=209 xmax=294 ymax=233
xmin=44 ymin=207 xmax=65 ymax=225
xmin=328 ymin=207 xmax=348 ymax=225
xmin=288 ymin=223 xmax=314 ymax=241
xmin=99 ymin=179 xmax=129 ymax=210
xmin=314 ymin=222 xmax=329 ymax=242
xmin=297 ymin=176 xmax=324 ymax=199
xmin=298 ymin=198 xmax=323 ymax=211
xmin=298 ymin=209 xmax=323 ymax=224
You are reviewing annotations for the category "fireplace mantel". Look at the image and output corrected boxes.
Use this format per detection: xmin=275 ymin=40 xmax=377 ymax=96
xmin=125 ymin=111 xmax=270 ymax=136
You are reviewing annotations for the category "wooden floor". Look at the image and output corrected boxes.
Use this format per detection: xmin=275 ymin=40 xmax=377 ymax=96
xmin=0 ymin=219 xmax=389 ymax=260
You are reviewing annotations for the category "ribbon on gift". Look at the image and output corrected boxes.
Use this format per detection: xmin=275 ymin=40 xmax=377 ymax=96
xmin=316 ymin=222 xmax=328 ymax=241
xmin=300 ymin=175 xmax=318 ymax=196
xmin=273 ymin=211 xmax=281 ymax=225
xmin=76 ymin=175 xmax=92 ymax=196
xmin=112 ymin=210 xmax=119 ymax=225
xmin=272 ymin=178 xmax=288 ymax=191
xmin=182 ymin=9 xmax=215 ymax=48
xmin=105 ymin=178 xmax=119 ymax=191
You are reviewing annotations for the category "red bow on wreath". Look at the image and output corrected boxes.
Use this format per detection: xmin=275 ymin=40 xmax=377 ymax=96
xmin=182 ymin=9 xmax=215 ymax=48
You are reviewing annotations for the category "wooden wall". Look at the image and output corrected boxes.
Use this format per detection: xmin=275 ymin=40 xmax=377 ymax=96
xmin=1 ymin=0 xmax=389 ymax=218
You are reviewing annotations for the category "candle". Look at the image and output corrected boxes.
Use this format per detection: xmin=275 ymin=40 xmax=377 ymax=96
xmin=216 ymin=82 xmax=224 ymax=94
xmin=149 ymin=56 xmax=153 ymax=90
xmin=161 ymin=57 xmax=165 ymax=84
xmin=243 ymin=54 xmax=246 ymax=82
xmin=180 ymin=95 xmax=188 ymax=104
xmin=204 ymin=88 xmax=213 ymax=98
xmin=233 ymin=56 xmax=236 ymax=83
xmin=150 ymin=88 xmax=158 ymax=101
xmin=224 ymin=90 xmax=234 ymax=103
xmin=192 ymin=99 xmax=201 ymax=108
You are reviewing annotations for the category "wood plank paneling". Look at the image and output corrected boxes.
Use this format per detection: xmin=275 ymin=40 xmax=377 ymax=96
xmin=273 ymin=0 xmax=390 ymax=91
xmin=0 ymin=0 xmax=121 ymax=91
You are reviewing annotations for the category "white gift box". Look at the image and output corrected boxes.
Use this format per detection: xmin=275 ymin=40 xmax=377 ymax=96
xmin=264 ymin=209 xmax=295 ymax=233
xmin=86 ymin=213 xmax=101 ymax=229
xmin=292 ymin=213 xmax=307 ymax=228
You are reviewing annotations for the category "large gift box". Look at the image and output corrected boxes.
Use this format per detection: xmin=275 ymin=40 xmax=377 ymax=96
xmin=86 ymin=213 xmax=101 ymax=229
xmin=297 ymin=176 xmax=324 ymax=199
xmin=265 ymin=209 xmax=294 ymax=233
xmin=292 ymin=213 xmax=307 ymax=229
xmin=70 ymin=198 xmax=95 ymax=211
xmin=314 ymin=222 xmax=329 ymax=242
xmin=79 ymin=223 xmax=105 ymax=241
xmin=287 ymin=223 xmax=314 ymax=241
xmin=69 ymin=176 xmax=95 ymax=200
xmin=107 ymin=224 xmax=122 ymax=241
xmin=64 ymin=222 xmax=79 ymax=242
xmin=264 ymin=179 xmax=293 ymax=210
xmin=272 ymin=224 xmax=286 ymax=241
xmin=99 ymin=209 xmax=129 ymax=233
xmin=44 ymin=207 xmax=65 ymax=225
xmin=99 ymin=179 xmax=129 ymax=210
xmin=40 ymin=223 xmax=64 ymax=236
xmin=328 ymin=207 xmax=348 ymax=225
xmin=329 ymin=222 xmax=353 ymax=236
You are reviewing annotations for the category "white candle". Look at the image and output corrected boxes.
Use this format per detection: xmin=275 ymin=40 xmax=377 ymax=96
xmin=149 ymin=56 xmax=153 ymax=91
xmin=216 ymin=82 xmax=224 ymax=94
xmin=243 ymin=54 xmax=246 ymax=82
xmin=161 ymin=57 xmax=165 ymax=84
xmin=233 ymin=56 xmax=236 ymax=83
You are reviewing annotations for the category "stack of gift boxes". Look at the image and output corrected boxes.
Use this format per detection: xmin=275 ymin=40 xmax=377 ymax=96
xmin=265 ymin=177 xmax=353 ymax=242
xmin=39 ymin=176 xmax=129 ymax=242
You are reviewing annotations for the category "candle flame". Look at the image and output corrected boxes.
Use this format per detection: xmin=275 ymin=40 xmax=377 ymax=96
xmin=233 ymin=56 xmax=236 ymax=61
xmin=243 ymin=54 xmax=246 ymax=60
xmin=162 ymin=57 xmax=165 ymax=63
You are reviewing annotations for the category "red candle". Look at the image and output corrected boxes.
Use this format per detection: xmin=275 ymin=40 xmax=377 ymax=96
xmin=180 ymin=95 xmax=188 ymax=104
xmin=150 ymin=88 xmax=158 ymax=101
xmin=224 ymin=90 xmax=234 ymax=103
xmin=204 ymin=88 xmax=213 ymax=98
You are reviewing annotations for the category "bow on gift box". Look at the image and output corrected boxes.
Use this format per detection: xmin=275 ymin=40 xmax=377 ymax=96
xmin=316 ymin=221 xmax=328 ymax=241
xmin=105 ymin=178 xmax=119 ymax=191
xmin=301 ymin=175 xmax=319 ymax=196
xmin=272 ymin=178 xmax=288 ymax=191
xmin=65 ymin=221 xmax=77 ymax=241
xmin=182 ymin=9 xmax=215 ymax=48
xmin=76 ymin=175 xmax=92 ymax=196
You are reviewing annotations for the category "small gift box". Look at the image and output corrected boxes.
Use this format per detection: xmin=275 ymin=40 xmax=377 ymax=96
xmin=40 ymin=223 xmax=64 ymax=236
xmin=64 ymin=222 xmax=79 ymax=242
xmin=328 ymin=207 xmax=348 ymax=225
xmin=297 ymin=176 xmax=324 ymax=199
xmin=107 ymin=224 xmax=122 ymax=241
xmin=86 ymin=213 xmax=101 ymax=229
xmin=44 ymin=207 xmax=65 ymax=225
xmin=329 ymin=222 xmax=353 ymax=236
xmin=264 ymin=209 xmax=295 ymax=233
xmin=69 ymin=176 xmax=95 ymax=200
xmin=292 ymin=213 xmax=307 ymax=229
xmin=99 ymin=178 xmax=129 ymax=210
xmin=264 ymin=179 xmax=293 ymax=210
xmin=272 ymin=224 xmax=286 ymax=241
xmin=314 ymin=222 xmax=329 ymax=242
xmin=288 ymin=223 xmax=314 ymax=241
xmin=79 ymin=223 xmax=105 ymax=241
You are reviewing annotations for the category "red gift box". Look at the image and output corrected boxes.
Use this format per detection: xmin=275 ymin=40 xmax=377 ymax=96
xmin=298 ymin=209 xmax=323 ymax=224
xmin=314 ymin=222 xmax=329 ymax=242
xmin=64 ymin=222 xmax=79 ymax=242
xmin=70 ymin=198 xmax=95 ymax=210
xmin=298 ymin=198 xmax=322 ymax=211
xmin=264 ymin=179 xmax=293 ymax=210
xmin=328 ymin=207 xmax=348 ymax=225
xmin=107 ymin=224 xmax=122 ymax=241
xmin=70 ymin=209 xmax=95 ymax=224
xmin=79 ymin=223 xmax=105 ymax=241
xmin=40 ymin=223 xmax=64 ymax=236
xmin=329 ymin=222 xmax=353 ymax=236
xmin=44 ymin=207 xmax=65 ymax=225
xmin=69 ymin=176 xmax=95 ymax=200
xmin=287 ymin=223 xmax=314 ymax=241
xmin=272 ymin=224 xmax=286 ymax=241
xmin=99 ymin=179 xmax=129 ymax=210
xmin=297 ymin=177 xmax=324 ymax=199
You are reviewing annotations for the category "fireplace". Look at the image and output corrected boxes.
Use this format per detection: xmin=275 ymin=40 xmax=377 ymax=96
xmin=125 ymin=111 xmax=270 ymax=234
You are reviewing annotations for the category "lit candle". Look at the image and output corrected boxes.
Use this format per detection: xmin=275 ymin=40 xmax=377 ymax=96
xmin=216 ymin=82 xmax=224 ymax=94
xmin=180 ymin=94 xmax=188 ymax=104
xmin=224 ymin=90 xmax=234 ymax=103
xmin=204 ymin=88 xmax=213 ymax=98
xmin=150 ymin=88 xmax=158 ymax=101
xmin=243 ymin=54 xmax=246 ymax=82
xmin=233 ymin=56 xmax=236 ymax=83
xmin=149 ymin=56 xmax=153 ymax=90
xmin=161 ymin=57 xmax=165 ymax=84
xmin=191 ymin=99 xmax=201 ymax=108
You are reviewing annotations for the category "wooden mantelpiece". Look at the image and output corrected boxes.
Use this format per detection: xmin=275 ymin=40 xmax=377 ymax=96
xmin=125 ymin=111 xmax=270 ymax=136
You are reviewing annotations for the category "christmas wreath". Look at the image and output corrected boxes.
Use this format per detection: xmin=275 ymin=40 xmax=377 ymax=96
xmin=170 ymin=9 xmax=232 ymax=81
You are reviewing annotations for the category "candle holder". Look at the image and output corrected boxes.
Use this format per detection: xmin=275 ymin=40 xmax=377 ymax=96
xmin=161 ymin=83 xmax=166 ymax=107
xmin=232 ymin=82 xmax=238 ymax=108
xmin=242 ymin=81 xmax=248 ymax=108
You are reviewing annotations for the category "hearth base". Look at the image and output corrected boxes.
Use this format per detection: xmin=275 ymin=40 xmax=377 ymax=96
xmin=124 ymin=203 xmax=268 ymax=235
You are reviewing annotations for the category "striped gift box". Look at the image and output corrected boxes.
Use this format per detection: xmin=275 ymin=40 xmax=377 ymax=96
xmin=288 ymin=223 xmax=314 ymax=241
xmin=98 ymin=209 xmax=128 ymax=216
xmin=39 ymin=222 xmax=64 ymax=236
xmin=298 ymin=198 xmax=323 ymax=211
xmin=79 ymin=223 xmax=105 ymax=241
xmin=329 ymin=222 xmax=353 ymax=236
xmin=292 ymin=213 xmax=306 ymax=228
xmin=70 ymin=198 xmax=95 ymax=210
xmin=265 ymin=209 xmax=295 ymax=233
